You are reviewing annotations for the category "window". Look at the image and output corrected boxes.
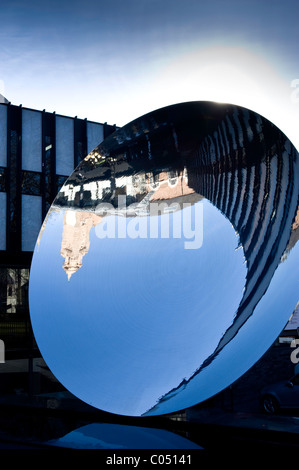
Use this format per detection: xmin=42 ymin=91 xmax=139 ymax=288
xmin=9 ymin=130 xmax=20 ymax=234
xmin=56 ymin=175 xmax=68 ymax=193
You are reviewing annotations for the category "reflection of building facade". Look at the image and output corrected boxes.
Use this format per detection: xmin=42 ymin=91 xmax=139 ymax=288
xmin=0 ymin=96 xmax=116 ymax=346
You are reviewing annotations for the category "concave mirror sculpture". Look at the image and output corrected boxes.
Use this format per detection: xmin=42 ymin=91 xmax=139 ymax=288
xmin=29 ymin=101 xmax=299 ymax=417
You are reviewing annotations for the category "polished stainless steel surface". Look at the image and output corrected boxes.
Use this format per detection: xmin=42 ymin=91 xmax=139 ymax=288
xmin=29 ymin=101 xmax=299 ymax=416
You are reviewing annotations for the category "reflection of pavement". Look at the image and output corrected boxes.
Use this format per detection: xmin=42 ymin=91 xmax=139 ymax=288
xmin=0 ymin=357 xmax=63 ymax=399
xmin=0 ymin=358 xmax=299 ymax=449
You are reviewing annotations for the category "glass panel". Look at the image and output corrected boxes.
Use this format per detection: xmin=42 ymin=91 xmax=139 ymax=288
xmin=0 ymin=268 xmax=30 ymax=344
xmin=0 ymin=167 xmax=6 ymax=192
xmin=56 ymin=174 xmax=68 ymax=193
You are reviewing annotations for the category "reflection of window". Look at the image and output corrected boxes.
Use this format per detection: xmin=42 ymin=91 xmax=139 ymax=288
xmin=293 ymin=375 xmax=299 ymax=385
xmin=102 ymin=188 xmax=112 ymax=202
xmin=0 ymin=167 xmax=6 ymax=192
xmin=56 ymin=175 xmax=68 ymax=193
xmin=0 ymin=268 xmax=29 ymax=315
xmin=44 ymin=135 xmax=54 ymax=214
xmin=168 ymin=170 xmax=178 ymax=187
xmin=183 ymin=167 xmax=188 ymax=182
xmin=77 ymin=141 xmax=86 ymax=164
xmin=132 ymin=175 xmax=139 ymax=188
xmin=21 ymin=171 xmax=41 ymax=196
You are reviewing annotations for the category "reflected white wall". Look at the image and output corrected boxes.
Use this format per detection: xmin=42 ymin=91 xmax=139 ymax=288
xmin=22 ymin=195 xmax=42 ymax=251
xmin=0 ymin=192 xmax=6 ymax=250
xmin=0 ymin=105 xmax=7 ymax=167
xmin=56 ymin=116 xmax=74 ymax=176
xmin=22 ymin=109 xmax=42 ymax=172
xmin=87 ymin=122 xmax=104 ymax=154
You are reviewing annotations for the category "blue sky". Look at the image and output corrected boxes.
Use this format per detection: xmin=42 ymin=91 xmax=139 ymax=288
xmin=1 ymin=0 xmax=299 ymax=146
xmin=24 ymin=1 xmax=299 ymax=415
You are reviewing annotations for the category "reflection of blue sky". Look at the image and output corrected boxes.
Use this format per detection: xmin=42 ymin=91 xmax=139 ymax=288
xmin=48 ymin=422 xmax=201 ymax=449
xmin=29 ymin=199 xmax=246 ymax=416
